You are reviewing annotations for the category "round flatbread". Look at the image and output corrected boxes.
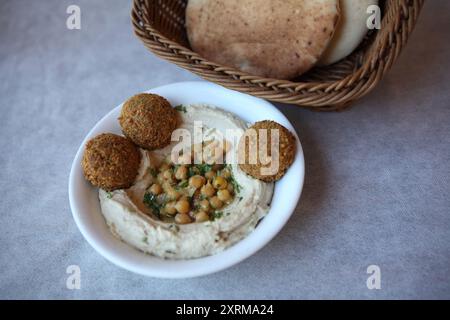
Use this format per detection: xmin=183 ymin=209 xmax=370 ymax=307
xmin=319 ymin=0 xmax=379 ymax=66
xmin=186 ymin=0 xmax=340 ymax=79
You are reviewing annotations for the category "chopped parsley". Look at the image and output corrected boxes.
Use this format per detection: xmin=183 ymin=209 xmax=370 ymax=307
xmin=148 ymin=167 xmax=158 ymax=178
xmin=229 ymin=175 xmax=242 ymax=194
xmin=177 ymin=180 xmax=189 ymax=189
xmin=106 ymin=192 xmax=113 ymax=199
xmin=211 ymin=211 xmax=224 ymax=221
xmin=142 ymin=236 xmax=148 ymax=243
xmin=174 ymin=105 xmax=187 ymax=113
xmin=188 ymin=166 xmax=200 ymax=177
xmin=143 ymin=192 xmax=163 ymax=219
xmin=195 ymin=163 xmax=213 ymax=175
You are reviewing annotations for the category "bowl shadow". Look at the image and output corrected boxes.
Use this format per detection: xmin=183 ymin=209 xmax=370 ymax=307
xmin=265 ymin=103 xmax=331 ymax=248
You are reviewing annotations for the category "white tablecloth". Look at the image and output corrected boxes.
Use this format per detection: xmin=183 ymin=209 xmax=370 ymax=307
xmin=0 ymin=0 xmax=449 ymax=299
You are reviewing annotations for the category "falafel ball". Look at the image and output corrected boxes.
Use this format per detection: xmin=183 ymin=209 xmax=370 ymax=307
xmin=119 ymin=93 xmax=178 ymax=150
xmin=238 ymin=120 xmax=296 ymax=182
xmin=82 ymin=133 xmax=141 ymax=191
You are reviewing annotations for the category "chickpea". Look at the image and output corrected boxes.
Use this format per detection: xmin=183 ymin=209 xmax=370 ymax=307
xmin=201 ymin=183 xmax=216 ymax=197
xmin=164 ymin=201 xmax=177 ymax=215
xmin=223 ymin=140 xmax=232 ymax=153
xmin=179 ymin=195 xmax=190 ymax=202
xmin=166 ymin=187 xmax=181 ymax=201
xmin=193 ymin=153 xmax=205 ymax=165
xmin=217 ymin=189 xmax=232 ymax=202
xmin=213 ymin=176 xmax=228 ymax=190
xmin=204 ymin=139 xmax=218 ymax=148
xmin=159 ymin=163 xmax=171 ymax=172
xmin=189 ymin=175 xmax=206 ymax=189
xmin=162 ymin=169 xmax=173 ymax=180
xmin=209 ymin=196 xmax=224 ymax=209
xmin=149 ymin=183 xmax=162 ymax=195
xmin=195 ymin=211 xmax=210 ymax=223
xmin=175 ymin=199 xmax=190 ymax=214
xmin=213 ymin=163 xmax=225 ymax=171
xmin=220 ymin=168 xmax=231 ymax=179
xmin=203 ymin=145 xmax=221 ymax=165
xmin=177 ymin=153 xmax=192 ymax=165
xmin=175 ymin=165 xmax=188 ymax=180
xmin=175 ymin=213 xmax=192 ymax=224
xmin=199 ymin=199 xmax=210 ymax=212
xmin=204 ymin=170 xmax=216 ymax=180
xmin=157 ymin=172 xmax=165 ymax=184
xmin=161 ymin=181 xmax=172 ymax=191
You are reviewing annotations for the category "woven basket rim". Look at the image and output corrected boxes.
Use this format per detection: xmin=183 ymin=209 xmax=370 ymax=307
xmin=131 ymin=0 xmax=425 ymax=110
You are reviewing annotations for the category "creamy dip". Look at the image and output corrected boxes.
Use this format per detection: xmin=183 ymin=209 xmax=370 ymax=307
xmin=99 ymin=104 xmax=274 ymax=259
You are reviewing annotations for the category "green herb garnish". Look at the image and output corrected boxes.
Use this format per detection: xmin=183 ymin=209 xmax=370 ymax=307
xmin=177 ymin=180 xmax=189 ymax=189
xmin=175 ymin=105 xmax=187 ymax=113
xmin=106 ymin=192 xmax=113 ymax=199
xmin=229 ymin=175 xmax=242 ymax=194
xmin=211 ymin=211 xmax=223 ymax=221
xmin=143 ymin=192 xmax=162 ymax=219
xmin=188 ymin=166 xmax=200 ymax=177
xmin=142 ymin=236 xmax=148 ymax=243
xmin=196 ymin=163 xmax=213 ymax=175
xmin=148 ymin=167 xmax=157 ymax=178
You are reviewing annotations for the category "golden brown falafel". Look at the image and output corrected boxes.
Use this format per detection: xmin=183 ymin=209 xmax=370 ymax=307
xmin=82 ymin=133 xmax=141 ymax=191
xmin=238 ymin=121 xmax=296 ymax=182
xmin=119 ymin=93 xmax=178 ymax=150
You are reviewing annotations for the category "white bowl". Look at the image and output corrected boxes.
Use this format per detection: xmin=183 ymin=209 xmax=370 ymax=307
xmin=69 ymin=81 xmax=305 ymax=278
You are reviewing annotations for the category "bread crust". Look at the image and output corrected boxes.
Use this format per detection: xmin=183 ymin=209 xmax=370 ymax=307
xmin=187 ymin=0 xmax=340 ymax=79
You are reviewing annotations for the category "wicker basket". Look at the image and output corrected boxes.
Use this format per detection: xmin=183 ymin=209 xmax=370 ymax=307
xmin=131 ymin=0 xmax=424 ymax=111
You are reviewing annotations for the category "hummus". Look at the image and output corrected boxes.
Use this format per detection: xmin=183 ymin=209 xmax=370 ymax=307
xmin=99 ymin=104 xmax=274 ymax=259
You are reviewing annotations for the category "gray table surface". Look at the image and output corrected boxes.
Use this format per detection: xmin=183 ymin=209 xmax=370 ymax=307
xmin=0 ymin=0 xmax=449 ymax=300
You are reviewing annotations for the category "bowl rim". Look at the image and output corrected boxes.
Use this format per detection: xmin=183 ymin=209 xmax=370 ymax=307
xmin=68 ymin=81 xmax=305 ymax=278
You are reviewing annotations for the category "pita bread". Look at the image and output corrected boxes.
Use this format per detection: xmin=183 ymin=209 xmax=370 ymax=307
xmin=319 ymin=0 xmax=378 ymax=65
xmin=186 ymin=0 xmax=340 ymax=79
